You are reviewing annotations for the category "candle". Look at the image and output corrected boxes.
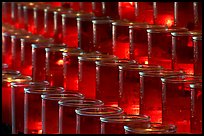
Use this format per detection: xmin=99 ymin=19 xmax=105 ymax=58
xmin=11 ymin=2 xmax=19 ymax=27
xmin=102 ymin=2 xmax=120 ymax=19
xmin=45 ymin=45 xmax=67 ymax=87
xmin=193 ymin=2 xmax=202 ymax=31
xmin=24 ymin=86 xmax=64 ymax=134
xmin=193 ymin=36 xmax=202 ymax=76
xmin=2 ymin=2 xmax=12 ymax=24
xmin=92 ymin=2 xmax=103 ymax=17
xmin=17 ymin=2 xmax=27 ymax=29
xmin=118 ymin=64 xmax=162 ymax=115
xmin=161 ymin=74 xmax=202 ymax=133
xmin=118 ymin=2 xmax=135 ymax=21
xmin=75 ymin=106 xmax=123 ymax=134
xmin=41 ymin=92 xmax=84 ymax=134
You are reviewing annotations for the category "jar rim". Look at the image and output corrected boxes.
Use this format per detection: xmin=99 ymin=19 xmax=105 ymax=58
xmin=24 ymin=86 xmax=64 ymax=94
xmin=11 ymin=80 xmax=49 ymax=87
xmin=58 ymin=99 xmax=104 ymax=107
xmin=139 ymin=70 xmax=184 ymax=77
xmin=161 ymin=74 xmax=202 ymax=83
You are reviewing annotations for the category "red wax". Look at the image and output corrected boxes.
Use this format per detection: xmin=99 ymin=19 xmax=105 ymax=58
xmin=118 ymin=2 xmax=135 ymax=21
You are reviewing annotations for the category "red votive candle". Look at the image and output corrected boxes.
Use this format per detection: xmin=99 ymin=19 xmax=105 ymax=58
xmin=161 ymin=74 xmax=202 ymax=133
xmin=124 ymin=123 xmax=177 ymax=134
xmin=190 ymin=82 xmax=202 ymax=134
xmin=153 ymin=2 xmax=174 ymax=27
xmin=2 ymin=2 xmax=12 ymax=24
xmin=41 ymin=92 xmax=84 ymax=134
xmin=147 ymin=27 xmax=188 ymax=69
xmin=61 ymin=2 xmax=71 ymax=9
xmin=63 ymin=48 xmax=84 ymax=91
xmin=193 ymin=36 xmax=202 ymax=76
xmin=75 ymin=106 xmax=123 ymax=134
xmin=21 ymin=36 xmax=54 ymax=76
xmin=2 ymin=70 xmax=21 ymax=126
xmin=129 ymin=24 xmax=166 ymax=64
xmin=139 ymin=70 xmax=184 ymax=123
xmin=24 ymin=86 xmax=64 ymax=134
xmin=134 ymin=2 xmax=154 ymax=24
xmin=79 ymin=2 xmax=93 ymax=13
xmin=70 ymin=2 xmax=80 ymax=11
xmin=118 ymin=64 xmax=163 ymax=115
xmin=46 ymin=2 xmax=62 ymax=7
xmin=17 ymin=2 xmax=27 ymax=29
xmin=11 ymin=80 xmax=49 ymax=134
xmin=58 ymin=99 xmax=104 ymax=134
xmin=92 ymin=18 xmax=114 ymax=54
xmin=102 ymin=2 xmax=120 ymax=19
xmin=11 ymin=2 xmax=19 ymax=27
xmin=78 ymin=53 xmax=117 ymax=99
xmin=171 ymin=31 xmax=202 ymax=75
xmin=32 ymin=43 xmax=65 ymax=82
xmin=193 ymin=2 xmax=202 ymax=31
xmin=174 ymin=2 xmax=194 ymax=30
xmin=118 ymin=2 xmax=135 ymax=21
xmin=45 ymin=45 xmax=67 ymax=87
xmin=92 ymin=2 xmax=103 ymax=17
xmin=96 ymin=59 xmax=137 ymax=106
xmin=100 ymin=114 xmax=150 ymax=134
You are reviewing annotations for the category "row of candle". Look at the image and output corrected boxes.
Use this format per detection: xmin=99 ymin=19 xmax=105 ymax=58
xmin=2 ymin=2 xmax=202 ymax=134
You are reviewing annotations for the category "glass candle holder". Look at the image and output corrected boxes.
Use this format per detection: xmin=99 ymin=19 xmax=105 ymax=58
xmin=118 ymin=64 xmax=163 ymax=115
xmin=92 ymin=2 xmax=103 ymax=17
xmin=161 ymin=74 xmax=202 ymax=133
xmin=79 ymin=2 xmax=93 ymax=13
xmin=58 ymin=99 xmax=104 ymax=134
xmin=77 ymin=13 xmax=95 ymax=52
xmin=70 ymin=2 xmax=80 ymax=11
xmin=147 ymin=27 xmax=188 ymax=69
xmin=96 ymin=59 xmax=137 ymax=106
xmin=78 ymin=53 xmax=117 ymax=99
xmin=129 ymin=24 xmax=166 ymax=64
xmin=11 ymin=2 xmax=19 ymax=27
xmin=45 ymin=45 xmax=67 ymax=87
xmin=41 ymin=92 xmax=84 ymax=134
xmin=100 ymin=114 xmax=150 ymax=134
xmin=193 ymin=36 xmax=202 ymax=76
xmin=134 ymin=2 xmax=154 ymax=24
xmin=124 ymin=123 xmax=177 ymax=134
xmin=61 ymin=2 xmax=71 ymax=9
xmin=92 ymin=18 xmax=114 ymax=54
xmin=17 ymin=2 xmax=27 ymax=29
xmin=153 ymin=2 xmax=174 ymax=27
xmin=62 ymin=11 xmax=85 ymax=48
xmin=193 ymin=2 xmax=202 ymax=31
xmin=24 ymin=86 xmax=64 ymax=134
xmin=112 ymin=20 xmax=136 ymax=59
xmin=23 ymin=3 xmax=37 ymax=33
xmin=63 ymin=48 xmax=84 ymax=91
xmin=190 ymin=82 xmax=202 ymax=134
xmin=32 ymin=43 xmax=66 ymax=82
xmin=139 ymin=70 xmax=184 ymax=123
xmin=75 ymin=106 xmax=123 ymax=134
xmin=171 ymin=31 xmax=202 ymax=75
xmin=33 ymin=4 xmax=50 ymax=35
xmin=2 ymin=70 xmax=21 ymax=126
xmin=102 ymin=2 xmax=120 ymax=19
xmin=21 ymin=36 xmax=54 ymax=76
xmin=11 ymin=80 xmax=49 ymax=134
xmin=118 ymin=2 xmax=135 ymax=21
xmin=2 ymin=2 xmax=12 ymax=24
xmin=174 ymin=2 xmax=194 ymax=30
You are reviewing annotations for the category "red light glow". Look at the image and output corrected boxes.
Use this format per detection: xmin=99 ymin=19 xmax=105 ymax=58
xmin=56 ymin=59 xmax=64 ymax=66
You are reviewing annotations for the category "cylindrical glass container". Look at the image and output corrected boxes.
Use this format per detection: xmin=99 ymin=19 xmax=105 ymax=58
xmin=79 ymin=2 xmax=93 ymax=13
xmin=118 ymin=64 xmax=163 ymax=115
xmin=124 ymin=123 xmax=177 ymax=134
xmin=17 ymin=2 xmax=27 ymax=29
xmin=147 ymin=27 xmax=188 ymax=69
xmin=190 ymin=82 xmax=202 ymax=134
xmin=96 ymin=60 xmax=137 ymax=106
xmin=193 ymin=35 xmax=202 ymax=76
xmin=92 ymin=2 xmax=103 ymax=17
xmin=102 ymin=2 xmax=120 ymax=19
xmin=45 ymin=45 xmax=67 ymax=87
xmin=2 ymin=70 xmax=21 ymax=126
xmin=92 ymin=18 xmax=114 ymax=54
xmin=129 ymin=24 xmax=166 ymax=64
xmin=100 ymin=114 xmax=150 ymax=134
xmin=63 ymin=48 xmax=83 ymax=91
xmin=11 ymin=80 xmax=49 ymax=134
xmin=118 ymin=2 xmax=135 ymax=21
xmin=11 ymin=2 xmax=19 ymax=27
xmin=171 ymin=31 xmax=202 ymax=74
xmin=161 ymin=74 xmax=202 ymax=133
xmin=153 ymin=2 xmax=174 ymax=27
xmin=61 ymin=2 xmax=71 ymax=9
xmin=21 ymin=36 xmax=54 ymax=76
xmin=139 ymin=70 xmax=184 ymax=123
xmin=2 ymin=2 xmax=12 ymax=24
xmin=70 ymin=2 xmax=80 ymax=11
xmin=193 ymin=2 xmax=202 ymax=31
xmin=75 ymin=106 xmax=123 ymax=134
xmin=78 ymin=53 xmax=117 ymax=99
xmin=24 ymin=86 xmax=64 ymax=134
xmin=58 ymin=99 xmax=104 ymax=134
xmin=41 ymin=92 xmax=84 ymax=134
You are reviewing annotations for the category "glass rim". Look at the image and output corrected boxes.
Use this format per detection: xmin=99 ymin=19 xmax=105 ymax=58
xmin=11 ymin=80 xmax=49 ymax=87
xmin=92 ymin=19 xmax=114 ymax=24
xmin=24 ymin=86 xmax=64 ymax=94
xmin=124 ymin=123 xmax=177 ymax=134
xmin=75 ymin=106 xmax=123 ymax=116
xmin=45 ymin=45 xmax=67 ymax=52
xmin=171 ymin=31 xmax=202 ymax=37
xmin=58 ymin=98 xmax=104 ymax=107
xmin=78 ymin=54 xmax=117 ymax=61
xmin=96 ymin=59 xmax=137 ymax=67
xmin=161 ymin=74 xmax=202 ymax=83
xmin=11 ymin=34 xmax=33 ymax=39
xmin=139 ymin=70 xmax=184 ymax=77
xmin=3 ymin=29 xmax=28 ymax=36
xmin=2 ymin=70 xmax=21 ymax=81
xmin=192 ymin=35 xmax=202 ymax=40
xmin=112 ymin=20 xmax=146 ymax=26
xmin=119 ymin=64 xmax=163 ymax=71
xmin=130 ymin=24 xmax=166 ymax=29
xmin=62 ymin=48 xmax=84 ymax=56
xmin=189 ymin=82 xmax=202 ymax=89
xmin=146 ymin=27 xmax=188 ymax=33
xmin=41 ymin=91 xmax=84 ymax=100
xmin=33 ymin=4 xmax=50 ymax=10
xmin=22 ymin=3 xmax=37 ymax=9
xmin=32 ymin=43 xmax=66 ymax=48
xmin=100 ymin=114 xmax=150 ymax=123
xmin=20 ymin=36 xmax=54 ymax=43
